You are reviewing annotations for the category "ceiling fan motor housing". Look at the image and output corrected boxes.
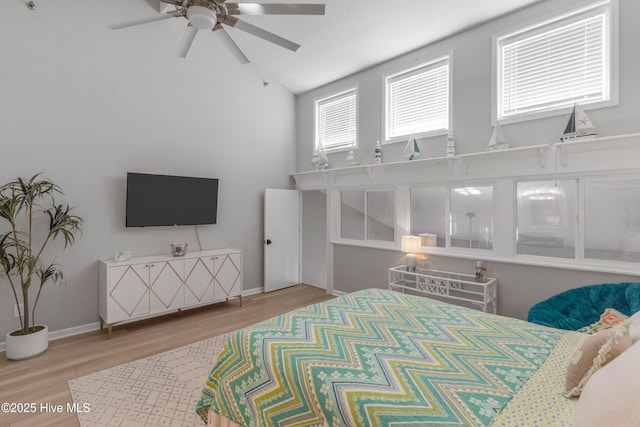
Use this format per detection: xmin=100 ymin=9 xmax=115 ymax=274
xmin=186 ymin=5 xmax=218 ymax=30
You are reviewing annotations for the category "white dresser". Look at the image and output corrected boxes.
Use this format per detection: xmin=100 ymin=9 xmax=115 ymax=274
xmin=99 ymin=248 xmax=242 ymax=338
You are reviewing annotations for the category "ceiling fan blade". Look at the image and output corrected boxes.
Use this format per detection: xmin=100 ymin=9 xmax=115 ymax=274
xmin=215 ymin=28 xmax=250 ymax=64
xmin=177 ymin=26 xmax=199 ymax=58
xmin=160 ymin=0 xmax=178 ymax=4
xmin=226 ymin=3 xmax=325 ymax=15
xmin=109 ymin=11 xmax=181 ymax=30
xmin=224 ymin=17 xmax=300 ymax=51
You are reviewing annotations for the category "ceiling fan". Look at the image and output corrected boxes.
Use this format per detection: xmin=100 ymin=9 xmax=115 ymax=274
xmin=110 ymin=0 xmax=325 ymax=62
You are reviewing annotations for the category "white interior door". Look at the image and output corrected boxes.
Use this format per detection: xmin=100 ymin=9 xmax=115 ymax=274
xmin=264 ymin=188 xmax=300 ymax=292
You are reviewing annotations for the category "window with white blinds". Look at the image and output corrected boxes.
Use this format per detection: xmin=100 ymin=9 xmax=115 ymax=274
xmin=385 ymin=56 xmax=450 ymax=141
xmin=314 ymin=88 xmax=357 ymax=152
xmin=497 ymin=1 xmax=615 ymax=121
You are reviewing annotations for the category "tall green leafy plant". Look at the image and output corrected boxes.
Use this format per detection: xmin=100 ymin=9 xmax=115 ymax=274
xmin=0 ymin=174 xmax=83 ymax=336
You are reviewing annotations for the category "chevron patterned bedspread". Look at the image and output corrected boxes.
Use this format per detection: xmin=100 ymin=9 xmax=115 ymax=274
xmin=197 ymin=288 xmax=566 ymax=426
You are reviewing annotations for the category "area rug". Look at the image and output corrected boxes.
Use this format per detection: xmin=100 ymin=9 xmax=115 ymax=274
xmin=68 ymin=333 xmax=230 ymax=427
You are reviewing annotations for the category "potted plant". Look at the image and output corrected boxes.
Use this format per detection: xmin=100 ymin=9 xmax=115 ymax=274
xmin=0 ymin=174 xmax=83 ymax=359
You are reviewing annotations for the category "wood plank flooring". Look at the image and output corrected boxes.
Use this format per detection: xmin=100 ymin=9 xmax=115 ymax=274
xmin=0 ymin=284 xmax=334 ymax=427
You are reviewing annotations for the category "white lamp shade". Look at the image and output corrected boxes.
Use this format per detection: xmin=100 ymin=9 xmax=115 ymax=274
xmin=419 ymin=233 xmax=437 ymax=247
xmin=401 ymin=235 xmax=421 ymax=253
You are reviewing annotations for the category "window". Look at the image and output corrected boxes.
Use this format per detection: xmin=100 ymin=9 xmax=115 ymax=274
xmin=450 ymin=186 xmax=493 ymax=250
xmin=340 ymin=189 xmax=395 ymax=242
xmin=314 ymin=87 xmax=357 ymax=153
xmin=410 ymin=186 xmax=446 ymax=248
xmin=341 ymin=190 xmax=365 ymax=240
xmin=385 ymin=56 xmax=450 ymax=141
xmin=516 ymin=180 xmax=577 ymax=258
xmin=367 ymin=190 xmax=395 ymax=241
xmin=496 ymin=0 xmax=616 ymax=121
xmin=584 ymin=178 xmax=640 ymax=262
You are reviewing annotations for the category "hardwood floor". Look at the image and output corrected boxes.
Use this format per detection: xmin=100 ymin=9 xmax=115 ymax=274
xmin=0 ymin=284 xmax=334 ymax=427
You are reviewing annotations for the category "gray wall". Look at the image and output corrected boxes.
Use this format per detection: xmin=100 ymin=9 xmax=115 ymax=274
xmin=0 ymin=0 xmax=296 ymax=339
xmin=301 ymin=190 xmax=327 ymax=289
xmin=333 ymin=245 xmax=640 ymax=320
xmin=296 ymin=0 xmax=640 ymax=169
xmin=296 ymin=0 xmax=640 ymax=319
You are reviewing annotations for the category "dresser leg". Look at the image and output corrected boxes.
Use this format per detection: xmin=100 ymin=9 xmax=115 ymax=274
xmin=108 ymin=324 xmax=113 ymax=339
xmin=239 ymin=295 xmax=243 ymax=306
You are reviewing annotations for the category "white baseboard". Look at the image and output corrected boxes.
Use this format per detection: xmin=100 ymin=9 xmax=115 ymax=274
xmin=0 ymin=321 xmax=102 ymax=354
xmin=48 ymin=322 xmax=103 ymax=341
xmin=243 ymin=286 xmax=263 ymax=296
xmin=332 ymin=290 xmax=348 ymax=296
xmin=0 ymin=288 xmax=265 ymax=353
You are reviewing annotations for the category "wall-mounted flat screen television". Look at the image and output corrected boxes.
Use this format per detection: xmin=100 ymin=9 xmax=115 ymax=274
xmin=126 ymin=172 xmax=218 ymax=227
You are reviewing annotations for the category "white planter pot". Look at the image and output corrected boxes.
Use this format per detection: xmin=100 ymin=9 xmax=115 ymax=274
xmin=5 ymin=325 xmax=49 ymax=360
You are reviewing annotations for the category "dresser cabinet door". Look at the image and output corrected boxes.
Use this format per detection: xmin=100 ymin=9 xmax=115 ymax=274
xmin=149 ymin=260 xmax=185 ymax=313
xmin=214 ymin=252 xmax=242 ymax=298
xmin=106 ymin=263 xmax=151 ymax=322
xmin=183 ymin=257 xmax=216 ymax=305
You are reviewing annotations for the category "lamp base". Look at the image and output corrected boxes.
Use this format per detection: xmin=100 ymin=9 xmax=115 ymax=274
xmin=405 ymin=253 xmax=417 ymax=272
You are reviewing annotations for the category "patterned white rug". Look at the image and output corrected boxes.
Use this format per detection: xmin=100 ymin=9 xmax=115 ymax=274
xmin=68 ymin=333 xmax=230 ymax=427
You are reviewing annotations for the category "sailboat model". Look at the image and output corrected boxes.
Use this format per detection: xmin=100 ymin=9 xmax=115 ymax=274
xmin=560 ymin=103 xmax=597 ymax=142
xmin=311 ymin=142 xmax=329 ymax=170
xmin=487 ymin=123 xmax=509 ymax=151
xmin=403 ymin=133 xmax=421 ymax=160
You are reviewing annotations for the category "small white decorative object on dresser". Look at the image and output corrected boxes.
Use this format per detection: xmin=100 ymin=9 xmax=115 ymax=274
xmin=99 ymin=248 xmax=242 ymax=338
xmin=388 ymin=266 xmax=497 ymax=314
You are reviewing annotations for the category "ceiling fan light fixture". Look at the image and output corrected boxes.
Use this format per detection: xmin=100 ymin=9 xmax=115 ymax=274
xmin=186 ymin=6 xmax=217 ymax=30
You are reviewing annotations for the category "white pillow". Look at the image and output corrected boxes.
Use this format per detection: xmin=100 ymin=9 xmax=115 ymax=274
xmin=627 ymin=310 xmax=640 ymax=343
xmin=574 ymin=339 xmax=640 ymax=426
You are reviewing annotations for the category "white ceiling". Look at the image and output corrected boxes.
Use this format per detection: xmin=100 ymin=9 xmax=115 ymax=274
xmin=149 ymin=0 xmax=544 ymax=94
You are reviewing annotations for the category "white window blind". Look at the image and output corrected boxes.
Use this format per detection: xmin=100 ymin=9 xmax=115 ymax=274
xmin=385 ymin=57 xmax=450 ymax=141
xmin=315 ymin=88 xmax=357 ymax=152
xmin=498 ymin=2 xmax=612 ymax=120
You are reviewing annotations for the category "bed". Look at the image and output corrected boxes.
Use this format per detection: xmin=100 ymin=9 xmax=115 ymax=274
xmin=196 ymin=288 xmax=605 ymax=426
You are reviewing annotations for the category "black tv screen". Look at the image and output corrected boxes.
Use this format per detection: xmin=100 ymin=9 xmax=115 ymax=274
xmin=126 ymin=172 xmax=218 ymax=227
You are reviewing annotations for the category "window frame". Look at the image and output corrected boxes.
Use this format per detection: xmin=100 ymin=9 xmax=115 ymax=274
xmin=407 ymin=183 xmax=495 ymax=252
xmin=313 ymin=86 xmax=359 ymax=154
xmin=449 ymin=185 xmax=495 ymax=251
xmin=514 ymin=178 xmax=578 ymax=259
xmin=383 ymin=54 xmax=452 ymax=144
xmin=409 ymin=185 xmax=448 ymax=248
xmin=582 ymin=176 xmax=640 ymax=263
xmin=492 ymin=0 xmax=618 ymax=125
xmin=337 ymin=188 xmax=397 ymax=246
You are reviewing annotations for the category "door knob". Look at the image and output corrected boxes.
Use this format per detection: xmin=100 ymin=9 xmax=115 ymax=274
xmin=265 ymin=239 xmax=272 ymax=245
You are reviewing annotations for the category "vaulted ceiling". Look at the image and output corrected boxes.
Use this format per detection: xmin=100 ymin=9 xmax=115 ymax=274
xmin=127 ymin=0 xmax=545 ymax=94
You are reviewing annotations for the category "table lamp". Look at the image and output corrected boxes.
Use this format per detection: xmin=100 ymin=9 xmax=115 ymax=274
xmin=401 ymin=235 xmax=421 ymax=272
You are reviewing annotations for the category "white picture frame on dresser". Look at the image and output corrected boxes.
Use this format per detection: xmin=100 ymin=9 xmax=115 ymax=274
xmin=99 ymin=248 xmax=242 ymax=338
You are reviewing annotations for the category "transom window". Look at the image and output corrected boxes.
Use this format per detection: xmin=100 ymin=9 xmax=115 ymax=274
xmin=384 ymin=56 xmax=450 ymax=142
xmin=314 ymin=87 xmax=357 ymax=153
xmin=496 ymin=0 xmax=616 ymax=122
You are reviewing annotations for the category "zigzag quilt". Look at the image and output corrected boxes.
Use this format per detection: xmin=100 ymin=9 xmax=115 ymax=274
xmin=197 ymin=288 xmax=565 ymax=426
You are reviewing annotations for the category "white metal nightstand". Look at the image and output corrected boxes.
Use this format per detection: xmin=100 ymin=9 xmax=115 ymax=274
xmin=388 ymin=266 xmax=498 ymax=313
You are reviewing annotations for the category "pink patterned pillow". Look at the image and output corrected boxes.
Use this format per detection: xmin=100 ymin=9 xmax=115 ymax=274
xmin=577 ymin=308 xmax=628 ymax=334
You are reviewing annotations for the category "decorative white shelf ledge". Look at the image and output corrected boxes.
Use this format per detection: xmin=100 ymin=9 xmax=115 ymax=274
xmin=554 ymin=133 xmax=640 ymax=167
xmin=457 ymin=144 xmax=551 ymax=169
xmin=293 ymin=133 xmax=640 ymax=190
xmin=554 ymin=133 xmax=640 ymax=153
